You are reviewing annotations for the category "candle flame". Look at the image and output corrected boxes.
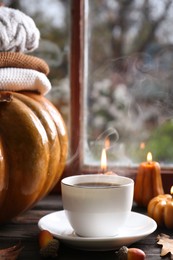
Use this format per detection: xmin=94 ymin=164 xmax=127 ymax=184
xmin=170 ymin=186 xmax=173 ymax=195
xmin=140 ymin=142 xmax=145 ymax=150
xmin=105 ymin=137 xmax=110 ymax=150
xmin=101 ymin=148 xmax=107 ymax=173
xmin=147 ymin=152 xmax=152 ymax=163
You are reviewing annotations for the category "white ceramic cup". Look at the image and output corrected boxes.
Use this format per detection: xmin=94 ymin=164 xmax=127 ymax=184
xmin=61 ymin=174 xmax=134 ymax=237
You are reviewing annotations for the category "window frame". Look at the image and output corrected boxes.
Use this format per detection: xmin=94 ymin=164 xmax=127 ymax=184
xmin=67 ymin=0 xmax=84 ymax=176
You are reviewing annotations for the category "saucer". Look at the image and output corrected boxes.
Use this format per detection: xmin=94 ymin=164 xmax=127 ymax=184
xmin=38 ymin=210 xmax=157 ymax=251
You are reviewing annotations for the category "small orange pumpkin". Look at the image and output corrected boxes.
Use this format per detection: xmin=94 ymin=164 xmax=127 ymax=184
xmin=148 ymin=194 xmax=173 ymax=229
xmin=0 ymin=91 xmax=68 ymax=223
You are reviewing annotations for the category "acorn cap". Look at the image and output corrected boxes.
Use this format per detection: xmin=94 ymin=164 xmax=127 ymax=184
xmin=40 ymin=239 xmax=60 ymax=258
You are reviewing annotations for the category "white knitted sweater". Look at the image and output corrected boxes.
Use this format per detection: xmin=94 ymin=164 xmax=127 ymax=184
xmin=0 ymin=68 xmax=51 ymax=95
xmin=0 ymin=7 xmax=40 ymax=52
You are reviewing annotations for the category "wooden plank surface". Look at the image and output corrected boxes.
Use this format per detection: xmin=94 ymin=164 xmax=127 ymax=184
xmin=0 ymin=195 xmax=172 ymax=259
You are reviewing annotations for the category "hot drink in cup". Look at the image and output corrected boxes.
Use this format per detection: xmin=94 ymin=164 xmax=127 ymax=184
xmin=61 ymin=174 xmax=134 ymax=237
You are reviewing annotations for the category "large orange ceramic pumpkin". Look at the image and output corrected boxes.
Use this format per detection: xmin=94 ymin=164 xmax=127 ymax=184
xmin=0 ymin=91 xmax=68 ymax=223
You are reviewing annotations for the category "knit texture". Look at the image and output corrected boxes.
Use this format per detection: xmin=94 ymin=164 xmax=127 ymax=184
xmin=0 ymin=68 xmax=51 ymax=95
xmin=0 ymin=52 xmax=49 ymax=75
xmin=0 ymin=7 xmax=40 ymax=52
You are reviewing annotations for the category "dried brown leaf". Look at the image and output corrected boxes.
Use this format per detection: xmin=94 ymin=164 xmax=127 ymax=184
xmin=0 ymin=243 xmax=23 ymax=260
xmin=157 ymin=233 xmax=173 ymax=258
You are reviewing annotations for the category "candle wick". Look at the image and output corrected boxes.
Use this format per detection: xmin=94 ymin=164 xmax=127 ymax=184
xmin=102 ymin=168 xmax=106 ymax=174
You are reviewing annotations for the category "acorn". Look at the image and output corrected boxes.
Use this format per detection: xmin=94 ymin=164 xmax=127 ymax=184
xmin=39 ymin=230 xmax=60 ymax=258
xmin=116 ymin=246 xmax=146 ymax=260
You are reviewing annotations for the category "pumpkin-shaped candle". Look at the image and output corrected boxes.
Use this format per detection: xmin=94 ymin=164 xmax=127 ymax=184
xmin=134 ymin=152 xmax=164 ymax=207
xmin=147 ymin=187 xmax=173 ymax=228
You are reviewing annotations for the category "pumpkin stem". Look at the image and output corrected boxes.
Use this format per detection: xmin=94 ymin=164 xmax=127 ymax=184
xmin=0 ymin=92 xmax=13 ymax=103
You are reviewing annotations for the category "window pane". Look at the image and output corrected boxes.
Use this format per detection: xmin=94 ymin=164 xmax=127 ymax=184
xmin=84 ymin=0 xmax=173 ymax=168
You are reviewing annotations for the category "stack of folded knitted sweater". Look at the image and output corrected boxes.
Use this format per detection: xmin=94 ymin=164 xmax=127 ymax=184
xmin=0 ymin=6 xmax=51 ymax=95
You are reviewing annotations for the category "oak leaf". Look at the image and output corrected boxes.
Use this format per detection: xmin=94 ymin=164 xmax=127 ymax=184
xmin=157 ymin=233 xmax=173 ymax=259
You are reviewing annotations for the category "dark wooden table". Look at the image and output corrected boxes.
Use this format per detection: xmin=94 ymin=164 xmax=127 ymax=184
xmin=0 ymin=194 xmax=172 ymax=259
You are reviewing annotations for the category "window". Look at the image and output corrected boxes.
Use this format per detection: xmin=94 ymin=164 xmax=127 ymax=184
xmin=8 ymin=1 xmax=173 ymax=189
xmin=77 ymin=0 xmax=173 ymax=175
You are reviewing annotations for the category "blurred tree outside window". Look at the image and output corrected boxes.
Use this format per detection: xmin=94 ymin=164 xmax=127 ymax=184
xmin=83 ymin=0 xmax=173 ymax=170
